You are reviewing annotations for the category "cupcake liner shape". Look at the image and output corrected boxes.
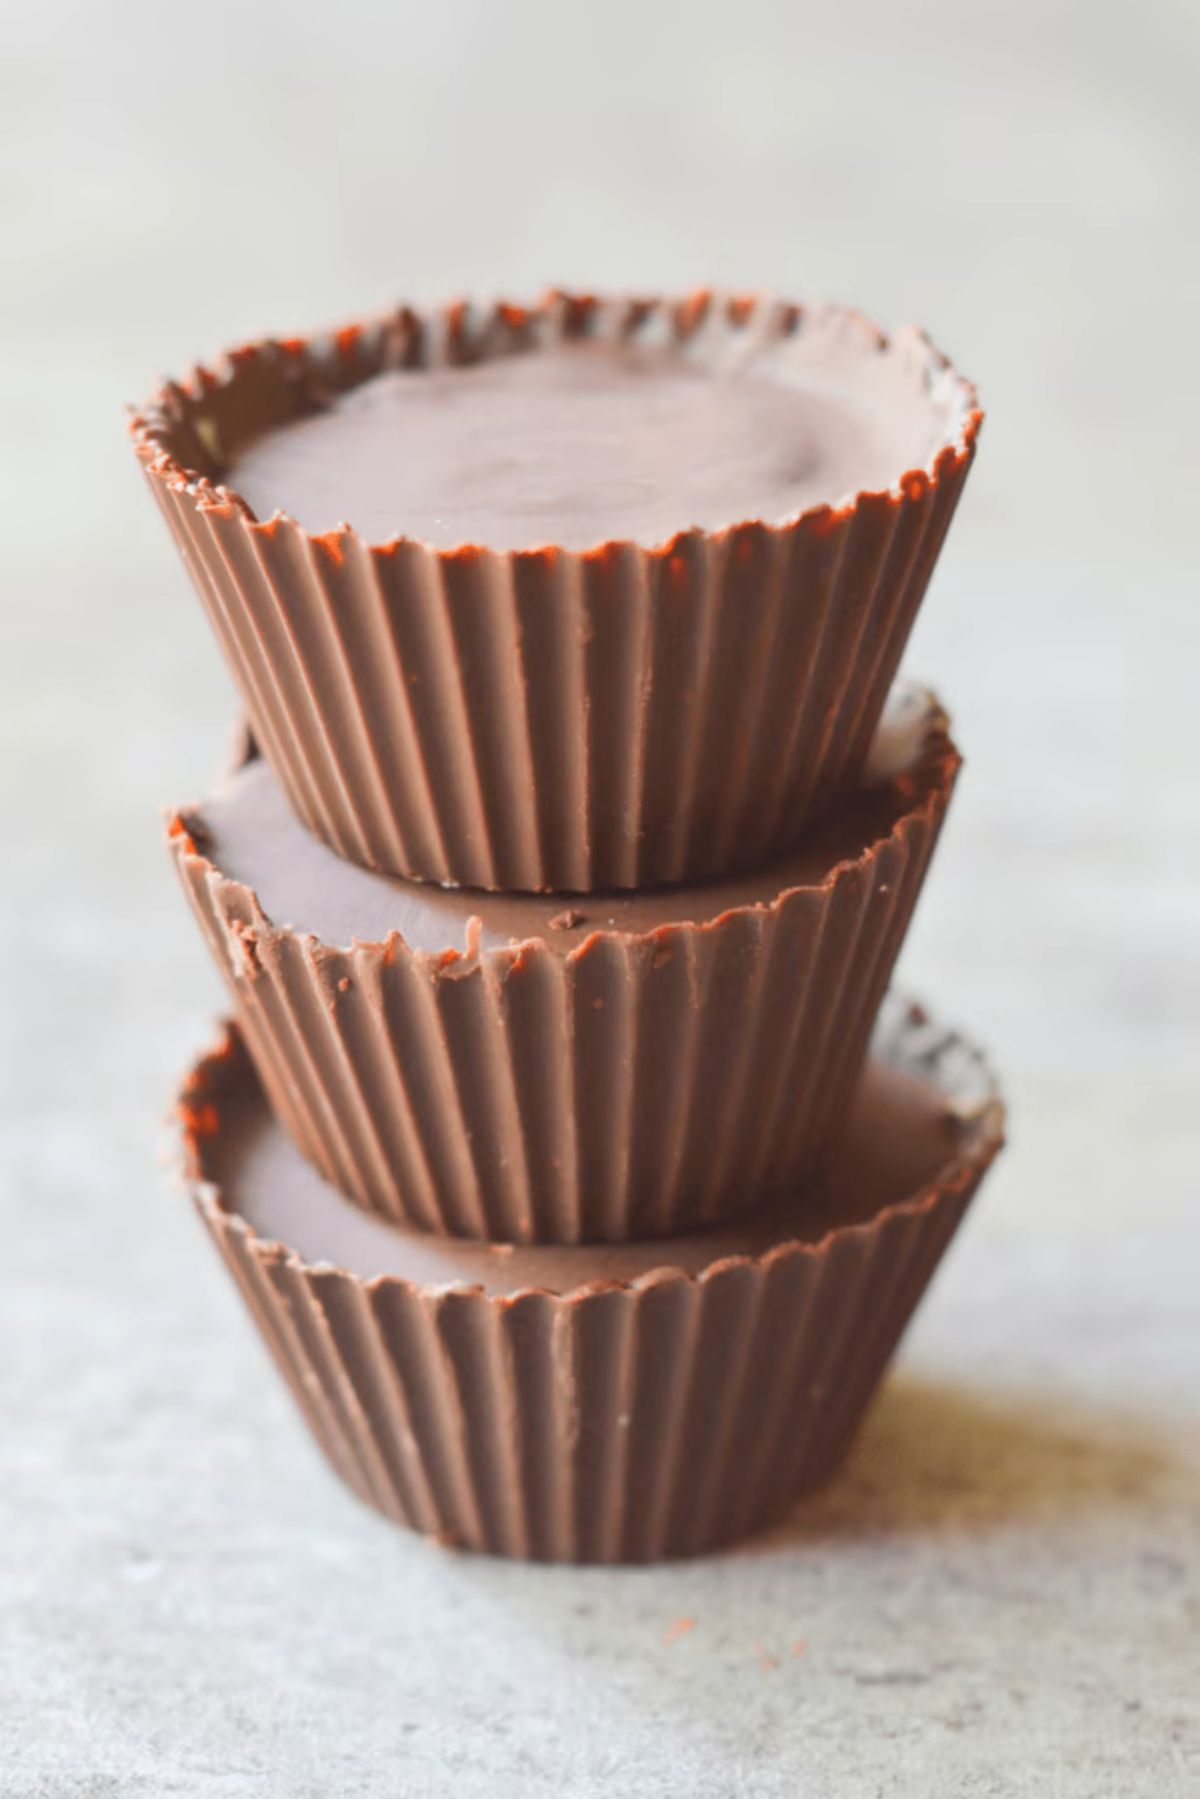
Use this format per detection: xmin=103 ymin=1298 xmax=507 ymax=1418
xmin=180 ymin=994 xmax=1004 ymax=1563
xmin=170 ymin=694 xmax=959 ymax=1243
xmin=134 ymin=290 xmax=980 ymax=892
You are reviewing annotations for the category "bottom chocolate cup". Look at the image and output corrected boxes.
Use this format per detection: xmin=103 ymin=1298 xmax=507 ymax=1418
xmin=180 ymin=995 xmax=1004 ymax=1563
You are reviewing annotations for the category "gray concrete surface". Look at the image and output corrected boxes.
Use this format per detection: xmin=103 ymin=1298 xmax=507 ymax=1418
xmin=3 ymin=2 xmax=1199 ymax=1793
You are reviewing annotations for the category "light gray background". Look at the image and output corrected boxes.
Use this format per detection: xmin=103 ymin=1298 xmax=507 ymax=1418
xmin=3 ymin=2 xmax=1198 ymax=1794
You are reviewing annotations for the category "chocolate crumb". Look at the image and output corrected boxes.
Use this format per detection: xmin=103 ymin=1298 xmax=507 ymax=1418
xmin=231 ymin=921 xmax=260 ymax=979
xmin=549 ymin=909 xmax=585 ymax=931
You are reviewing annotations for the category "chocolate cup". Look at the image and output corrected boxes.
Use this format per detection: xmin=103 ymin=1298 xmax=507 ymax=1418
xmin=169 ymin=701 xmax=959 ymax=1244
xmin=132 ymin=290 xmax=981 ymax=893
xmin=179 ymin=996 xmax=1004 ymax=1563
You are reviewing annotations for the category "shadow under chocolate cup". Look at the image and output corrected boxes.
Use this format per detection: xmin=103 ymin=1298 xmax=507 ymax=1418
xmin=169 ymin=690 xmax=960 ymax=1245
xmin=180 ymin=994 xmax=1005 ymax=1563
xmin=133 ymin=290 xmax=981 ymax=893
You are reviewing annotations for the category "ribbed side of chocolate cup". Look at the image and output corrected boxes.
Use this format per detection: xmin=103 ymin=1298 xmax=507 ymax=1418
xmin=170 ymin=731 xmax=958 ymax=1243
xmin=184 ymin=1003 xmax=1002 ymax=1563
xmin=134 ymin=291 xmax=981 ymax=892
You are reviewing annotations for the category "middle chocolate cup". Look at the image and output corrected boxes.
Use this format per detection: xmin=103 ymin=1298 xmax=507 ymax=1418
xmin=170 ymin=690 xmax=958 ymax=1244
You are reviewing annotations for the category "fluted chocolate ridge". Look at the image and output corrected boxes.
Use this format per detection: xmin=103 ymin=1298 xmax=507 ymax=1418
xmin=134 ymin=290 xmax=980 ymax=892
xmin=180 ymin=997 xmax=1004 ymax=1562
xmin=169 ymin=702 xmax=959 ymax=1242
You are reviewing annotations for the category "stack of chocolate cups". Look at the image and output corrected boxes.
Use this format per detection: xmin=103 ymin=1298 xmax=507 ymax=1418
xmin=135 ymin=292 xmax=1005 ymax=1562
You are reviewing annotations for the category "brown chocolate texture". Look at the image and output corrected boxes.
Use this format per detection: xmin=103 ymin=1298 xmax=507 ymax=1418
xmin=133 ymin=291 xmax=980 ymax=891
xmin=182 ymin=998 xmax=1004 ymax=1561
xmin=225 ymin=338 xmax=954 ymax=552
xmin=169 ymin=700 xmax=959 ymax=1242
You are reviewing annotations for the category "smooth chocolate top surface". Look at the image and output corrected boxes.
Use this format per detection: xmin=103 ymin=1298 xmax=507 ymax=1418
xmin=205 ymin=1041 xmax=978 ymax=1293
xmin=226 ymin=340 xmax=948 ymax=552
xmin=189 ymin=700 xmax=943 ymax=953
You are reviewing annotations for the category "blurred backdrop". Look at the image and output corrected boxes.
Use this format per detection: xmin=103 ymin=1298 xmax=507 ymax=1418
xmin=3 ymin=2 xmax=1199 ymax=1792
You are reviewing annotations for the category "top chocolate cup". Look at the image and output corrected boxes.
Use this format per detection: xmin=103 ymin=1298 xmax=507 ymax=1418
xmin=131 ymin=290 xmax=981 ymax=893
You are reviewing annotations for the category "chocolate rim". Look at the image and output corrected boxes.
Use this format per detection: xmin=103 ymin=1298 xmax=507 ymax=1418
xmin=178 ymin=996 xmax=1004 ymax=1304
xmin=130 ymin=290 xmax=982 ymax=558
xmin=132 ymin=291 xmax=980 ymax=893
xmin=168 ymin=703 xmax=958 ymax=971
xmin=167 ymin=705 xmax=959 ymax=1243
xmin=177 ymin=996 xmax=1003 ymax=1559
